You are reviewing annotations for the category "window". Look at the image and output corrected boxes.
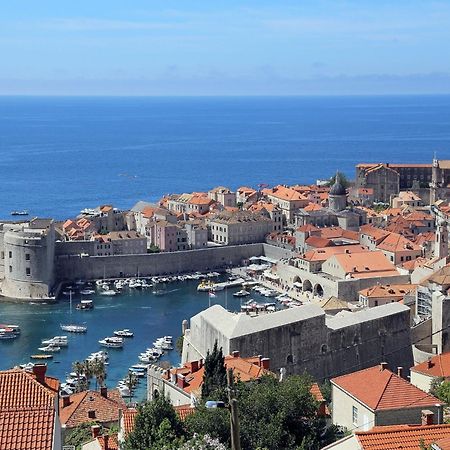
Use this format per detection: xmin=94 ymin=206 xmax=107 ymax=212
xmin=9 ymin=265 xmax=12 ymax=273
xmin=8 ymin=251 xmax=12 ymax=258
xmin=286 ymin=354 xmax=293 ymax=364
xmin=352 ymin=406 xmax=358 ymax=425
xmin=26 ymin=267 xmax=31 ymax=276
xmin=25 ymin=254 xmax=30 ymax=261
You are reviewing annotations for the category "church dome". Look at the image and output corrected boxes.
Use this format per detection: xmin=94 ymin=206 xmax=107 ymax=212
xmin=329 ymin=172 xmax=346 ymax=196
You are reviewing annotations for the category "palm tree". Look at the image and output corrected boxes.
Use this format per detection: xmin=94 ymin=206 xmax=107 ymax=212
xmin=91 ymin=359 xmax=107 ymax=389
xmin=72 ymin=361 xmax=88 ymax=393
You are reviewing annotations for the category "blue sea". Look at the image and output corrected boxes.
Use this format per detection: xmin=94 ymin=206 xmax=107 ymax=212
xmin=1 ymin=95 xmax=450 ymax=396
xmin=1 ymin=95 xmax=450 ymax=220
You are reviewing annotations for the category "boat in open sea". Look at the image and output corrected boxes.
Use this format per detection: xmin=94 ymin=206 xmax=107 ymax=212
xmin=31 ymin=354 xmax=53 ymax=360
xmin=10 ymin=210 xmax=28 ymax=216
xmin=60 ymin=324 xmax=87 ymax=333
xmin=99 ymin=336 xmax=124 ymax=348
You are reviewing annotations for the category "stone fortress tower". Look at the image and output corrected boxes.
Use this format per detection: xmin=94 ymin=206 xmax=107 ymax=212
xmin=436 ymin=218 xmax=449 ymax=261
xmin=0 ymin=218 xmax=55 ymax=300
xmin=328 ymin=172 xmax=347 ymax=212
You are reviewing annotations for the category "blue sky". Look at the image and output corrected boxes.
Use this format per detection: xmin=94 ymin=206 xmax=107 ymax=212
xmin=1 ymin=1 xmax=450 ymax=95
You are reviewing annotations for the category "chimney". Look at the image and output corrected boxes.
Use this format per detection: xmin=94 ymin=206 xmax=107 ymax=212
xmin=190 ymin=360 xmax=199 ymax=373
xmin=379 ymin=362 xmax=388 ymax=371
xmin=397 ymin=367 xmax=404 ymax=378
xmin=103 ymin=434 xmax=109 ymax=450
xmin=421 ymin=410 xmax=434 ymax=426
xmin=62 ymin=395 xmax=71 ymax=408
xmin=427 ymin=359 xmax=434 ymax=369
xmin=177 ymin=374 xmax=186 ymax=389
xmin=261 ymin=357 xmax=270 ymax=370
xmin=100 ymin=386 xmax=108 ymax=398
xmin=91 ymin=425 xmax=101 ymax=439
xmin=88 ymin=409 xmax=96 ymax=419
xmin=170 ymin=371 xmax=177 ymax=384
xmin=232 ymin=350 xmax=240 ymax=358
xmin=32 ymin=364 xmax=47 ymax=384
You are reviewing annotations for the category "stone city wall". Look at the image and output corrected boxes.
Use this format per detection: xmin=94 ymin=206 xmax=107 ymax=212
xmin=56 ymin=243 xmax=265 ymax=281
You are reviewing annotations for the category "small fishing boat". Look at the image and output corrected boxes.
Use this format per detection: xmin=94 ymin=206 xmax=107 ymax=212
xmin=60 ymin=324 xmax=87 ymax=333
xmin=80 ymin=289 xmax=95 ymax=295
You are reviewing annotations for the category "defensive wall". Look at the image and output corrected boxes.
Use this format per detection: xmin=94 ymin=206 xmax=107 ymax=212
xmin=182 ymin=303 xmax=414 ymax=382
xmin=55 ymin=243 xmax=265 ymax=281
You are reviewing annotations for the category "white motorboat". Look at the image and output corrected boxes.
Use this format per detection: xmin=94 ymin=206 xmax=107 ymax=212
xmin=233 ymin=289 xmax=250 ymax=297
xmin=38 ymin=344 xmax=61 ymax=352
xmin=0 ymin=324 xmax=21 ymax=335
xmin=96 ymin=280 xmax=104 ymax=286
xmin=80 ymin=289 xmax=95 ymax=295
xmin=113 ymin=329 xmax=134 ymax=338
xmin=99 ymin=337 xmax=123 ymax=348
xmin=42 ymin=336 xmax=68 ymax=346
xmin=100 ymin=290 xmax=116 ymax=296
xmin=153 ymin=337 xmax=173 ymax=350
xmin=130 ymin=363 xmax=148 ymax=370
xmin=60 ymin=324 xmax=87 ymax=333
xmin=0 ymin=327 xmax=19 ymax=339
xmin=76 ymin=299 xmax=94 ymax=310
xmin=118 ymin=385 xmax=131 ymax=397
xmin=138 ymin=354 xmax=155 ymax=363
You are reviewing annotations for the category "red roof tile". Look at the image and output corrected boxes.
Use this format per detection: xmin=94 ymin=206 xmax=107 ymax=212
xmin=60 ymin=389 xmax=126 ymax=428
xmin=174 ymin=405 xmax=195 ymax=421
xmin=412 ymin=352 xmax=450 ymax=378
xmin=122 ymin=408 xmax=137 ymax=436
xmin=332 ymin=365 xmax=443 ymax=411
xmin=355 ymin=424 xmax=450 ymax=450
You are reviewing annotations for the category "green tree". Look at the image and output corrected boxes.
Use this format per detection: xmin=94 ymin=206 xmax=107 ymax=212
xmin=431 ymin=378 xmax=450 ymax=404
xmin=176 ymin=335 xmax=184 ymax=356
xmin=201 ymin=341 xmax=227 ymax=401
xmin=326 ymin=171 xmax=350 ymax=189
xmin=64 ymin=421 xmax=98 ymax=449
xmin=91 ymin=359 xmax=107 ymax=390
xmin=72 ymin=361 xmax=89 ymax=392
xmin=124 ymin=396 xmax=186 ymax=450
xmin=188 ymin=374 xmax=335 ymax=450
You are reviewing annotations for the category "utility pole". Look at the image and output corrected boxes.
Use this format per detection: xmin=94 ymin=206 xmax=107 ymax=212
xmin=227 ymin=368 xmax=241 ymax=450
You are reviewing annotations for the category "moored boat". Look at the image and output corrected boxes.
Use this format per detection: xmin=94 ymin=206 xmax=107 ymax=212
xmin=99 ymin=336 xmax=123 ymax=348
xmin=60 ymin=324 xmax=87 ymax=333
xmin=113 ymin=329 xmax=133 ymax=338
xmin=76 ymin=300 xmax=94 ymax=310
xmin=30 ymin=354 xmax=53 ymax=360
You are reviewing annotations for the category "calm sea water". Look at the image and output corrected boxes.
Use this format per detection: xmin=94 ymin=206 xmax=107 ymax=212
xmin=0 ymin=95 xmax=449 ymax=219
xmin=1 ymin=95 xmax=450 ymax=395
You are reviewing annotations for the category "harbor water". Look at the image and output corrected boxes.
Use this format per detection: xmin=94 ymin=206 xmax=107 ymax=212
xmin=0 ymin=277 xmax=266 ymax=399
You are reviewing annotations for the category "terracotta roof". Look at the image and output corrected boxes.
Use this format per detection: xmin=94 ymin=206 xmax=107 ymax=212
xmin=0 ymin=369 xmax=58 ymax=409
xmin=332 ymin=365 xmax=442 ymax=411
xmin=317 ymin=226 xmax=359 ymax=241
xmin=122 ymin=408 xmax=137 ymax=436
xmin=60 ymin=389 xmax=126 ymax=428
xmin=97 ymin=434 xmax=119 ymax=450
xmin=0 ymin=409 xmax=55 ymax=450
xmin=0 ymin=368 xmax=59 ymax=450
xmin=305 ymin=236 xmax=334 ymax=248
xmin=377 ymin=232 xmax=421 ymax=253
xmin=426 ymin=264 xmax=450 ymax=286
xmin=174 ymin=405 xmax=195 ymax=421
xmin=100 ymin=205 xmax=113 ymax=212
xmin=268 ymin=185 xmax=308 ymax=202
xmin=359 ymin=284 xmax=416 ymax=299
xmin=301 ymin=245 xmax=366 ymax=262
xmin=331 ymin=251 xmax=398 ymax=278
xmin=402 ymin=257 xmax=432 ymax=272
xmin=319 ymin=296 xmax=350 ymax=311
xmin=435 ymin=436 xmax=450 ymax=450
xmin=297 ymin=224 xmax=319 ymax=233
xmin=359 ymin=225 xmax=390 ymax=243
xmin=355 ymin=424 xmax=450 ymax=450
xmin=412 ymin=352 xmax=450 ymax=378
xmin=304 ymin=202 xmax=323 ymax=212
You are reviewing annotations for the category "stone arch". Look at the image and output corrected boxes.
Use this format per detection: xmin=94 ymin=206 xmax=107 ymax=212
xmin=321 ymin=344 xmax=328 ymax=354
xmin=303 ymin=280 xmax=313 ymax=293
xmin=314 ymin=283 xmax=324 ymax=298
xmin=286 ymin=354 xmax=294 ymax=364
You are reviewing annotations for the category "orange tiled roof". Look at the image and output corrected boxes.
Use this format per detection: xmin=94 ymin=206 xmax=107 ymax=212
xmin=0 ymin=409 xmax=55 ymax=450
xmin=355 ymin=424 xmax=450 ymax=450
xmin=122 ymin=408 xmax=137 ymax=436
xmin=0 ymin=369 xmax=58 ymax=409
xmin=412 ymin=352 xmax=450 ymax=378
xmin=317 ymin=226 xmax=359 ymax=241
xmin=304 ymin=202 xmax=323 ymax=212
xmin=376 ymin=232 xmax=421 ymax=253
xmin=174 ymin=404 xmax=195 ymax=421
xmin=297 ymin=224 xmax=319 ymax=233
xmin=60 ymin=389 xmax=126 ymax=428
xmin=359 ymin=224 xmax=390 ymax=243
xmin=359 ymin=284 xmax=416 ymax=299
xmin=332 ymin=365 xmax=442 ymax=411
xmin=268 ymin=185 xmax=308 ymax=202
xmin=305 ymin=236 xmax=334 ymax=248
xmin=0 ymin=368 xmax=59 ymax=450
xmin=97 ymin=434 xmax=119 ymax=450
xmin=301 ymin=245 xmax=366 ymax=262
xmin=332 ymin=251 xmax=398 ymax=277
xmin=100 ymin=205 xmax=113 ymax=212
